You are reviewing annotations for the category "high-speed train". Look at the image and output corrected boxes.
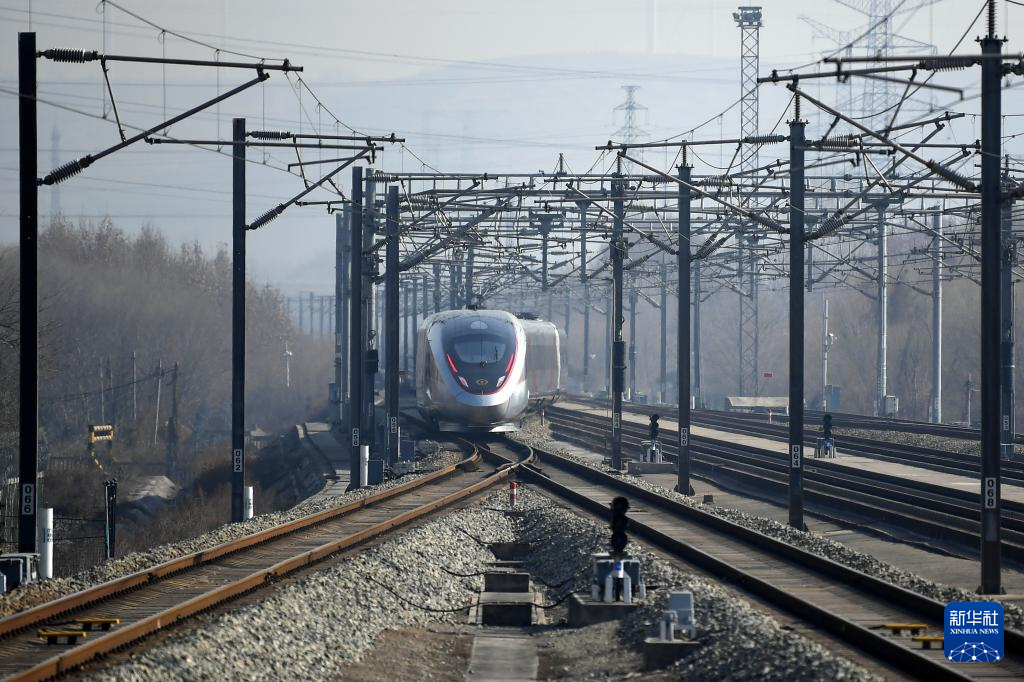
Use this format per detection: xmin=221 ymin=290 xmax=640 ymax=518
xmin=415 ymin=309 xmax=566 ymax=432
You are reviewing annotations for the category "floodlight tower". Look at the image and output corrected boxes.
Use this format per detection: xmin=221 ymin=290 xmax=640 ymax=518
xmin=734 ymin=5 xmax=762 ymax=397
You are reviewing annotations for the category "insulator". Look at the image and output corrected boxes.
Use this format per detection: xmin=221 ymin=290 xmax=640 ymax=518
xmin=248 ymin=205 xmax=284 ymax=230
xmin=919 ymin=57 xmax=973 ymax=72
xmin=41 ymin=48 xmax=99 ymax=63
xmin=816 ymin=213 xmax=846 ymax=238
xmin=248 ymin=130 xmax=292 ymax=140
xmin=751 ymin=213 xmax=785 ymax=234
xmin=927 ymin=161 xmax=976 ymax=192
xmin=41 ymin=156 xmax=92 ymax=185
xmin=742 ymin=134 xmax=786 ymax=145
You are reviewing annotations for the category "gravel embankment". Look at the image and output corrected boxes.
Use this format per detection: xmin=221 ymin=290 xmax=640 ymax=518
xmin=513 ymin=419 xmax=1024 ymax=630
xmin=0 ymin=445 xmax=465 ymax=619
xmin=833 ymin=426 xmax=1024 ymax=457
xmin=82 ymin=495 xmax=517 ymax=681
xmin=512 ymin=486 xmax=880 ymax=681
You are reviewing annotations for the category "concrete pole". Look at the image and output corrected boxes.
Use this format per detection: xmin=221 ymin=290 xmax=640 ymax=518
xmin=693 ymin=260 xmax=703 ymax=409
xmin=433 ymin=263 xmax=442 ymax=313
xmin=628 ymin=287 xmax=637 ymax=401
xmin=348 ymin=166 xmax=365 ymax=488
xmin=677 ymin=164 xmax=692 ymax=494
xmin=18 ymin=32 xmax=38 ymax=552
xmin=38 ymin=507 xmax=52 ymax=579
xmin=610 ymin=175 xmax=626 ymax=470
xmin=788 ymin=116 xmax=806 ymax=531
xmin=930 ymin=208 xmax=942 ymax=424
xmin=1001 ymin=170 xmax=1015 ymax=461
xmin=336 ymin=209 xmax=349 ymax=425
xmin=579 ymin=202 xmax=591 ymax=394
xmin=876 ymin=203 xmax=888 ymax=416
xmin=363 ymin=172 xmax=378 ymax=457
xmin=230 ymin=118 xmax=245 ymax=523
xmin=821 ymin=299 xmax=830 ymax=410
xmin=385 ymin=186 xmax=401 ymax=466
xmin=979 ymin=16 xmax=1003 ymax=594
xmin=660 ymin=259 xmax=668 ymax=403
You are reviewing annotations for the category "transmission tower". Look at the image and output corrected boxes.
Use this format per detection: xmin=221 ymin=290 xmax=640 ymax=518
xmin=801 ymin=1 xmax=938 ymax=126
xmin=613 ymin=85 xmax=647 ymax=145
xmin=734 ymin=5 xmax=763 ymax=397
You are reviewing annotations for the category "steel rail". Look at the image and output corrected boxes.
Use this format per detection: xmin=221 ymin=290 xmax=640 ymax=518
xmin=501 ymin=437 xmax=1022 ymax=681
xmin=0 ymin=441 xmax=524 ymax=681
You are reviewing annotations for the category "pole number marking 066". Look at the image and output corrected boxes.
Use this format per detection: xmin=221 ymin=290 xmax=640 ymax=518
xmin=390 ymin=416 xmax=398 ymax=433
xmin=232 ymin=448 xmax=243 ymax=473
xmin=351 ymin=428 xmax=359 ymax=447
xmin=679 ymin=427 xmax=688 ymax=447
xmin=791 ymin=445 xmax=801 ymax=468
xmin=983 ymin=477 xmax=998 ymax=509
xmin=21 ymin=483 xmax=35 ymax=515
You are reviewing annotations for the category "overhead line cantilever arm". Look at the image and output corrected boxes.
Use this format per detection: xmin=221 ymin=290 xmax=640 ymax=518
xmin=248 ymin=150 xmax=370 ymax=229
xmin=787 ymin=84 xmax=976 ymax=192
xmin=399 ymin=197 xmax=516 ymax=273
xmin=618 ymin=151 xmax=788 ymax=234
xmin=38 ymin=49 xmax=301 ymax=71
xmin=567 ymin=186 xmax=678 ymax=255
xmin=40 ymin=71 xmax=270 ymax=185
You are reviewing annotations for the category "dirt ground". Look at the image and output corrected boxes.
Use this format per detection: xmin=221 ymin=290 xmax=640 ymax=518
xmin=333 ymin=626 xmax=475 ymax=681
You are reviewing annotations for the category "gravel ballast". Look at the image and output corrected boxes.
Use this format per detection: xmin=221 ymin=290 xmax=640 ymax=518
xmin=511 ymin=485 xmax=880 ymax=681
xmin=0 ymin=444 xmax=466 ymax=619
xmin=513 ymin=419 xmax=1024 ymax=630
xmin=83 ymin=494 xmax=517 ymax=680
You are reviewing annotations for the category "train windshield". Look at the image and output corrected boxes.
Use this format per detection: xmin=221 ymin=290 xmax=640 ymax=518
xmin=441 ymin=316 xmax=517 ymax=394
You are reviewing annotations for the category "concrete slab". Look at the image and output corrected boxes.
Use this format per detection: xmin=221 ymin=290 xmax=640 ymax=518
xmin=466 ymin=629 xmax=538 ymax=681
xmin=627 ymin=461 xmax=676 ymax=475
xmin=479 ymin=592 xmax=534 ymax=626
xmin=567 ymin=592 xmax=639 ymax=627
xmin=643 ymin=637 xmax=701 ymax=670
xmin=489 ymin=542 xmax=531 ymax=561
xmin=484 ymin=571 xmax=530 ymax=593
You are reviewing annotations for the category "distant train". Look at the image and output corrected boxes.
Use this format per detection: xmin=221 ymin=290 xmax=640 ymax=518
xmin=415 ymin=309 xmax=566 ymax=432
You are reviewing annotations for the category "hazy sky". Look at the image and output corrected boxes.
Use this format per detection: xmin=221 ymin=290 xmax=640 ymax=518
xmin=1 ymin=0 xmax=1020 ymax=291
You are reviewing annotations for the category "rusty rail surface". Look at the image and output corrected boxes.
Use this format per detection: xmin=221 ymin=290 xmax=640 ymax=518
xmin=1 ymin=441 xmax=524 ymax=681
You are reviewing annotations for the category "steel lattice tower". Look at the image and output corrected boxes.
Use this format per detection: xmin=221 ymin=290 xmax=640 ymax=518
xmin=614 ymin=85 xmax=647 ymax=145
xmin=735 ymin=6 xmax=762 ymax=397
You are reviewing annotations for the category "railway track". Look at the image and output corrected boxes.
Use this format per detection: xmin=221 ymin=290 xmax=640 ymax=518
xmin=572 ymin=397 xmax=1024 ymax=486
xmin=481 ymin=436 xmax=1024 ymax=682
xmin=0 ymin=440 xmax=523 ymax=681
xmin=545 ymin=406 xmax=1024 ymax=563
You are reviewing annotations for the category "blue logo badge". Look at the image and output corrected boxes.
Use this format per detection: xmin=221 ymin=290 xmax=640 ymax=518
xmin=944 ymin=602 xmax=1003 ymax=662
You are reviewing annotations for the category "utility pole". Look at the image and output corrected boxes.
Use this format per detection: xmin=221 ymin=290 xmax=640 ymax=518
xmin=308 ymin=291 xmax=315 ymax=337
xmin=385 ymin=186 xmax=401 ymax=466
xmin=284 ymin=340 xmax=293 ymax=388
xmin=166 ymin=362 xmax=179 ymax=475
xmin=411 ymin=274 xmax=419 ymax=369
xmin=677 ymin=163 xmax=692 ymax=495
xmin=579 ymin=202 xmax=591 ymax=394
xmin=788 ymin=108 xmax=806 ymax=531
xmin=152 ymin=359 xmax=163 ymax=447
xmin=433 ymin=263 xmax=442 ymax=313
xmin=979 ymin=0 xmax=1004 ymax=594
xmin=628 ymin=287 xmax=638 ymax=401
xmin=465 ymin=245 xmax=475 ymax=307
xmin=98 ymin=359 xmax=106 ymax=424
xmin=930 ymin=208 xmax=943 ymax=423
xmin=349 ymin=166 xmax=365 ymax=488
xmin=821 ymin=299 xmax=836 ymax=410
xmin=131 ymin=350 xmax=138 ymax=425
xmin=660 ymin=259 xmax=668 ymax=403
xmin=298 ymin=293 xmax=304 ymax=333
xmin=693 ymin=259 xmax=703 ymax=409
xmin=18 ymin=31 xmax=38 ymax=553
xmin=610 ymin=174 xmax=626 ymax=470
xmin=336 ymin=207 xmax=349 ymax=425
xmin=402 ymin=284 xmax=410 ymax=370
xmin=363 ymin=170 xmax=378 ymax=458
xmin=231 ymin=117 xmax=246 ymax=523
xmin=876 ymin=202 xmax=889 ymax=417
xmin=1001 ymin=159 xmax=1015 ymax=461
